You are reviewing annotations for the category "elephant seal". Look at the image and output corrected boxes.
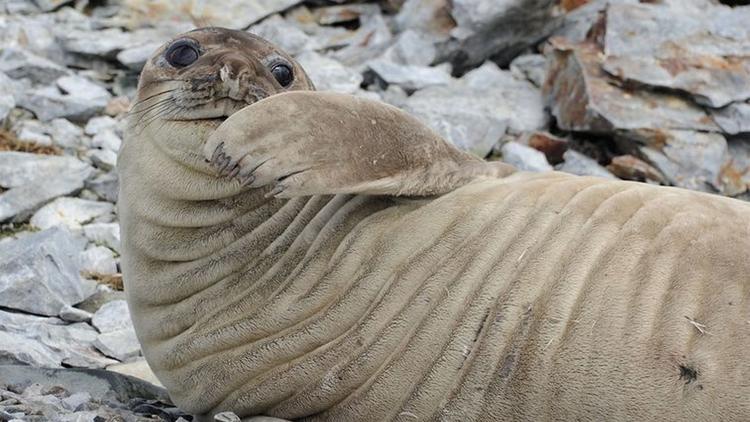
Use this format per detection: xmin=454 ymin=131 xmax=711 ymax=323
xmin=119 ymin=27 xmax=750 ymax=421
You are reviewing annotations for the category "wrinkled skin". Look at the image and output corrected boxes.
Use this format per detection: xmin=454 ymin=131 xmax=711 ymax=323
xmin=119 ymin=27 xmax=750 ymax=422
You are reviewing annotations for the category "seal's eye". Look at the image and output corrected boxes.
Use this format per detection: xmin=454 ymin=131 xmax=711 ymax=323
xmin=166 ymin=41 xmax=200 ymax=68
xmin=271 ymin=64 xmax=294 ymax=87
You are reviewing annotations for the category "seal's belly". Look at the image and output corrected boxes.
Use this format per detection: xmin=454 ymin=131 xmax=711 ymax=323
xmin=137 ymin=173 xmax=750 ymax=421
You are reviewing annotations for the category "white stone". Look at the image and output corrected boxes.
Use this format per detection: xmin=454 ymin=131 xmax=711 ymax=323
xmin=91 ymin=300 xmax=133 ymax=334
xmin=0 ymin=151 xmax=92 ymax=189
xmin=15 ymin=120 xmax=52 ymax=145
xmin=84 ymin=116 xmax=118 ymax=136
xmin=59 ymin=306 xmax=93 ymax=323
xmin=0 ymin=309 xmax=117 ymax=369
xmin=88 ymin=148 xmax=117 ymax=171
xmin=83 ymin=222 xmax=120 ymax=253
xmin=0 ymin=94 xmax=14 ymax=123
xmin=93 ymin=328 xmax=141 ymax=361
xmin=0 ymin=228 xmax=89 ymax=316
xmin=61 ymin=392 xmax=92 ymax=411
xmin=500 ymin=141 xmax=553 ymax=172
xmin=296 ymin=51 xmax=363 ymax=94
xmin=367 ymin=59 xmax=452 ymax=91
xmin=116 ymin=42 xmax=163 ymax=70
xmin=49 ymin=118 xmax=86 ymax=149
xmin=91 ymin=130 xmax=122 ymax=152
xmin=79 ymin=246 xmax=118 ymax=276
xmin=30 ymin=197 xmax=114 ymax=231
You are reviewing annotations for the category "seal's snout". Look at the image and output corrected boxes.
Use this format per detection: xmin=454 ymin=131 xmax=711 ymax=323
xmin=219 ymin=64 xmax=242 ymax=99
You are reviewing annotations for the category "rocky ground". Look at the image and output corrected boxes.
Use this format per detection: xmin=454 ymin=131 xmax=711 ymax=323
xmin=0 ymin=0 xmax=749 ymax=420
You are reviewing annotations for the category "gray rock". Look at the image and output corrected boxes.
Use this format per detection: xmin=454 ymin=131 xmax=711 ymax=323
xmin=116 ymin=42 xmax=162 ymax=71
xmin=401 ymin=61 xmax=545 ymax=156
xmin=500 ymin=141 xmax=553 ymax=172
xmin=61 ymin=392 xmax=91 ymax=412
xmin=0 ymin=228 xmax=90 ymax=316
xmin=93 ymin=328 xmax=141 ymax=361
xmin=0 ymin=152 xmax=92 ymax=189
xmin=0 ymin=94 xmax=14 ymax=123
xmin=510 ymin=54 xmax=547 ymax=87
xmin=85 ymin=172 xmax=118 ymax=203
xmin=4 ymin=0 xmax=41 ymax=13
xmin=32 ymin=0 xmax=72 ymax=11
xmin=58 ymin=306 xmax=93 ymax=323
xmin=557 ymin=150 xmax=617 ymax=179
xmin=91 ymin=300 xmax=132 ymax=334
xmin=0 ymin=48 xmax=70 ymax=85
xmin=312 ymin=3 xmax=381 ymax=26
xmin=30 ymin=197 xmax=114 ymax=231
xmin=602 ymin=54 xmax=750 ymax=109
xmin=15 ymin=120 xmax=52 ymax=145
xmin=544 ymin=41 xmax=719 ymax=133
xmin=0 ymin=310 xmax=116 ymax=369
xmin=106 ymin=359 xmax=162 ymax=387
xmin=395 ymin=0 xmax=454 ymax=37
xmin=79 ymin=246 xmax=118 ymax=276
xmin=327 ymin=13 xmax=394 ymax=70
xmin=19 ymin=76 xmax=111 ymax=123
xmin=215 ymin=412 xmax=242 ymax=422
xmin=249 ymin=15 xmax=319 ymax=57
xmin=721 ymin=138 xmax=750 ymax=196
xmin=404 ymin=86 xmax=508 ymax=157
xmin=75 ymin=285 xmax=125 ymax=314
xmin=296 ymin=51 xmax=363 ymax=94
xmin=91 ymin=130 xmax=121 ymax=152
xmin=0 ymin=330 xmax=60 ymax=367
xmin=82 ymin=223 xmax=120 ymax=253
xmin=551 ymin=0 xmax=637 ymax=44
xmin=637 ymin=130 xmax=729 ymax=193
xmin=0 ymin=364 xmax=170 ymax=403
xmin=601 ymin=3 xmax=750 ymax=108
xmin=57 ymin=75 xmax=111 ymax=102
xmin=84 ymin=116 xmax=118 ymax=137
xmin=439 ymin=0 xmax=561 ymax=72
xmin=88 ymin=148 xmax=118 ymax=171
xmin=0 ymin=71 xmax=26 ymax=102
xmin=382 ymin=30 xmax=438 ymax=67
xmin=118 ymin=0 xmax=304 ymax=31
xmin=367 ymin=59 xmax=452 ymax=91
xmin=0 ymin=178 xmax=89 ymax=223
xmin=0 ymin=152 xmax=94 ymax=222
xmin=59 ymin=28 xmax=133 ymax=58
xmin=711 ymin=102 xmax=750 ymax=135
xmin=461 ymin=62 xmax=547 ymax=134
xmin=49 ymin=118 xmax=86 ymax=150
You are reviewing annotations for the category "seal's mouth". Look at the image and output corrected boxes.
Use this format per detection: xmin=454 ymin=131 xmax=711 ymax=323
xmin=128 ymin=82 xmax=267 ymax=132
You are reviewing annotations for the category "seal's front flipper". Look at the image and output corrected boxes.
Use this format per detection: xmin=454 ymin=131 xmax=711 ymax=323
xmin=203 ymin=91 xmax=515 ymax=198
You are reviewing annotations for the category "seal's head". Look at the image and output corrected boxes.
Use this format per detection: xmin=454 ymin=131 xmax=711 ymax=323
xmin=131 ymin=27 xmax=315 ymax=126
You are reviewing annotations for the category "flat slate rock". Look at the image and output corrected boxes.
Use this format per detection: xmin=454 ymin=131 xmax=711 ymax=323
xmin=0 ymin=364 xmax=169 ymax=404
xmin=0 ymin=228 xmax=90 ymax=316
xmin=603 ymin=3 xmax=750 ymax=108
xmin=0 ymin=310 xmax=116 ymax=369
xmin=543 ymin=40 xmax=720 ymax=133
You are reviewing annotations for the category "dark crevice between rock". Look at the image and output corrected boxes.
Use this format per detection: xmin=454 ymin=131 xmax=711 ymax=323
xmin=718 ymin=0 xmax=750 ymax=5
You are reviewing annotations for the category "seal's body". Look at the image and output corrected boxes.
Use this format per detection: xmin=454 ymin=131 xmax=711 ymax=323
xmin=119 ymin=28 xmax=750 ymax=421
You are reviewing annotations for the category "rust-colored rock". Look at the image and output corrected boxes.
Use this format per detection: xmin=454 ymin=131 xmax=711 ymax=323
xmin=603 ymin=3 xmax=750 ymax=108
xmin=607 ymin=155 xmax=665 ymax=184
xmin=524 ymin=131 xmax=569 ymax=164
xmin=560 ymin=0 xmax=591 ymax=12
xmin=543 ymin=38 xmax=719 ymax=133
